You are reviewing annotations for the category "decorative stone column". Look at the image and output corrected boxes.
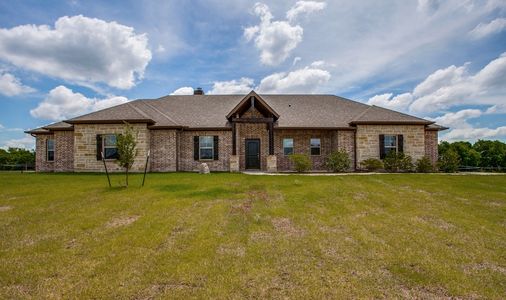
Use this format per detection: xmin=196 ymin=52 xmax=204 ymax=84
xmin=267 ymin=155 xmax=277 ymax=172
xmin=230 ymin=155 xmax=239 ymax=172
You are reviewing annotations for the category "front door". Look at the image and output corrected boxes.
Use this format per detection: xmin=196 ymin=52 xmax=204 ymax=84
xmin=245 ymin=139 xmax=260 ymax=170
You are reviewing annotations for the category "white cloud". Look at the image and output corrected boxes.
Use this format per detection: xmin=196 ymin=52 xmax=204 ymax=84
xmin=444 ymin=126 xmax=506 ymax=141
xmin=0 ymin=72 xmax=35 ymax=96
xmin=244 ymin=3 xmax=304 ymax=66
xmin=0 ymin=123 xmax=23 ymax=132
xmin=469 ymin=18 xmax=506 ymax=39
xmin=30 ymin=85 xmax=128 ymax=121
xmin=417 ymin=0 xmax=441 ymax=13
xmin=367 ymin=53 xmax=506 ymax=114
xmin=3 ymin=134 xmax=34 ymax=149
xmin=208 ymin=78 xmax=254 ymax=94
xmin=286 ymin=1 xmax=327 ymax=22
xmin=170 ymin=86 xmax=194 ymax=95
xmin=207 ymin=63 xmax=330 ymax=94
xmin=257 ymin=65 xmax=330 ymax=93
xmin=428 ymin=109 xmax=482 ymax=129
xmin=367 ymin=93 xmax=413 ymax=111
xmin=0 ymin=15 xmax=152 ymax=89
xmin=292 ymin=56 xmax=302 ymax=66
xmin=486 ymin=103 xmax=506 ymax=114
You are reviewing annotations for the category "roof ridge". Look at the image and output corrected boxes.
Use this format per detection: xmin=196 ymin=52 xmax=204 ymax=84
xmin=370 ymin=105 xmax=432 ymax=123
xmin=126 ymin=101 xmax=152 ymax=120
xmin=142 ymin=101 xmax=179 ymax=126
xmin=350 ymin=105 xmax=373 ymax=122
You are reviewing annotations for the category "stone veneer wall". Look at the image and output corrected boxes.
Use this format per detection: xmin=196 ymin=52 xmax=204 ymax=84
xmin=73 ymin=123 xmax=150 ymax=172
xmin=424 ymin=130 xmax=439 ymax=165
xmin=356 ymin=124 xmax=425 ymax=165
xmin=178 ymin=130 xmax=232 ymax=171
xmin=150 ymin=130 xmax=177 ymax=172
xmin=54 ymin=131 xmax=74 ymax=172
xmin=35 ymin=134 xmax=54 ymax=172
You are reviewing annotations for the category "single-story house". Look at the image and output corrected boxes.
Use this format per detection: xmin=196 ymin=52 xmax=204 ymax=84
xmin=26 ymin=90 xmax=447 ymax=172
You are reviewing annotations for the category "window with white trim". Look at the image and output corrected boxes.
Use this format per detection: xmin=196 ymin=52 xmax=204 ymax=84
xmin=283 ymin=138 xmax=293 ymax=155
xmin=103 ymin=134 xmax=118 ymax=159
xmin=310 ymin=138 xmax=321 ymax=155
xmin=199 ymin=136 xmax=214 ymax=160
xmin=384 ymin=135 xmax=398 ymax=155
xmin=47 ymin=139 xmax=55 ymax=161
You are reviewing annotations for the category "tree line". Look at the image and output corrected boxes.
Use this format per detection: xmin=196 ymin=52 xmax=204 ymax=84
xmin=438 ymin=140 xmax=506 ymax=170
xmin=0 ymin=148 xmax=35 ymax=170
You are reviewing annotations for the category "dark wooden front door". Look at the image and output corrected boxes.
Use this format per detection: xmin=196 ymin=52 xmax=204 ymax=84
xmin=245 ymin=139 xmax=260 ymax=170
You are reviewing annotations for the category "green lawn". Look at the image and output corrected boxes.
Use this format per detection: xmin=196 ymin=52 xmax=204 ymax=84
xmin=0 ymin=172 xmax=505 ymax=299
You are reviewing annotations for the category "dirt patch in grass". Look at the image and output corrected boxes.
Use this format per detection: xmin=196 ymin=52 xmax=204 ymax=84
xmin=399 ymin=285 xmax=454 ymax=299
xmin=413 ymin=216 xmax=456 ymax=231
xmin=230 ymin=200 xmax=252 ymax=214
xmin=249 ymin=231 xmax=273 ymax=243
xmin=271 ymin=218 xmax=305 ymax=237
xmin=139 ymin=280 xmax=204 ymax=299
xmin=217 ymin=244 xmax=246 ymax=257
xmin=0 ymin=206 xmax=12 ymax=212
xmin=106 ymin=215 xmax=139 ymax=228
xmin=464 ymin=262 xmax=506 ymax=275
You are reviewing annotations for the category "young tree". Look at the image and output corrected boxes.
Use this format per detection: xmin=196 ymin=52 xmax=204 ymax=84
xmin=116 ymin=123 xmax=137 ymax=187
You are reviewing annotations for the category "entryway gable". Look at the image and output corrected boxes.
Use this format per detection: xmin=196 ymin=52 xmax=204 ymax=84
xmin=226 ymin=90 xmax=279 ymax=121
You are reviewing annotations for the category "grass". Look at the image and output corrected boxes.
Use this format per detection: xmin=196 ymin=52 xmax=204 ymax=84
xmin=0 ymin=172 xmax=505 ymax=299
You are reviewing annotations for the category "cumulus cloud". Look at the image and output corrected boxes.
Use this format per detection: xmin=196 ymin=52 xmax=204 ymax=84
xmin=170 ymin=86 xmax=194 ymax=95
xmin=469 ymin=18 xmax=506 ymax=39
xmin=208 ymin=78 xmax=254 ymax=94
xmin=0 ymin=72 xmax=35 ymax=96
xmin=286 ymin=1 xmax=327 ymax=22
xmin=257 ymin=65 xmax=330 ymax=93
xmin=367 ymin=52 xmax=506 ymax=114
xmin=30 ymin=85 xmax=128 ymax=121
xmin=244 ymin=2 xmax=323 ymax=66
xmin=444 ymin=126 xmax=506 ymax=141
xmin=367 ymin=93 xmax=413 ymax=111
xmin=428 ymin=109 xmax=482 ymax=129
xmin=2 ymin=134 xmax=34 ymax=149
xmin=205 ymin=62 xmax=330 ymax=94
xmin=0 ymin=15 xmax=152 ymax=89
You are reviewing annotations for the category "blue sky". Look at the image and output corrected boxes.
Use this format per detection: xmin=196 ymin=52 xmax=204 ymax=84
xmin=0 ymin=0 xmax=505 ymax=149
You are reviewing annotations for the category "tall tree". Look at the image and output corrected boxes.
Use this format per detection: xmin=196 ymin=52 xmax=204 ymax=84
xmin=116 ymin=123 xmax=137 ymax=187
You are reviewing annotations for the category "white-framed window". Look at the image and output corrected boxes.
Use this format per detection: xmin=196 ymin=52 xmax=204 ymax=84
xmin=283 ymin=138 xmax=294 ymax=155
xmin=199 ymin=136 xmax=214 ymax=160
xmin=384 ymin=135 xmax=398 ymax=155
xmin=310 ymin=138 xmax=321 ymax=156
xmin=103 ymin=134 xmax=118 ymax=159
xmin=47 ymin=139 xmax=55 ymax=162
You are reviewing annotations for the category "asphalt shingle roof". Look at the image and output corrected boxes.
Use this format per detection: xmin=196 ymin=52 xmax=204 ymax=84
xmin=27 ymin=93 xmax=444 ymax=132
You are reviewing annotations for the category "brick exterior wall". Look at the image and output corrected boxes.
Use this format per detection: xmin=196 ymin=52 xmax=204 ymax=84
xmin=337 ymin=130 xmax=355 ymax=169
xmin=178 ymin=130 xmax=232 ymax=172
xmin=150 ymin=130 xmax=177 ymax=172
xmin=236 ymin=107 xmax=270 ymax=170
xmin=274 ymin=129 xmax=356 ymax=171
xmin=424 ymin=130 xmax=439 ymax=165
xmin=35 ymin=134 xmax=54 ymax=172
xmin=73 ymin=123 xmax=150 ymax=172
xmin=54 ymin=131 xmax=74 ymax=172
xmin=356 ymin=124 xmax=426 ymax=165
xmin=274 ymin=129 xmax=332 ymax=171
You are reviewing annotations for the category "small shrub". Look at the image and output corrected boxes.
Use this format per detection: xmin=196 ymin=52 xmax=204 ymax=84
xmin=415 ymin=156 xmax=435 ymax=173
xmin=289 ymin=154 xmax=311 ymax=173
xmin=383 ymin=151 xmax=413 ymax=172
xmin=360 ymin=158 xmax=383 ymax=172
xmin=438 ymin=149 xmax=460 ymax=173
xmin=326 ymin=150 xmax=351 ymax=172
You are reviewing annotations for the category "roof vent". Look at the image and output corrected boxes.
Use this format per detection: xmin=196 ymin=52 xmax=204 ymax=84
xmin=194 ymin=87 xmax=204 ymax=95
